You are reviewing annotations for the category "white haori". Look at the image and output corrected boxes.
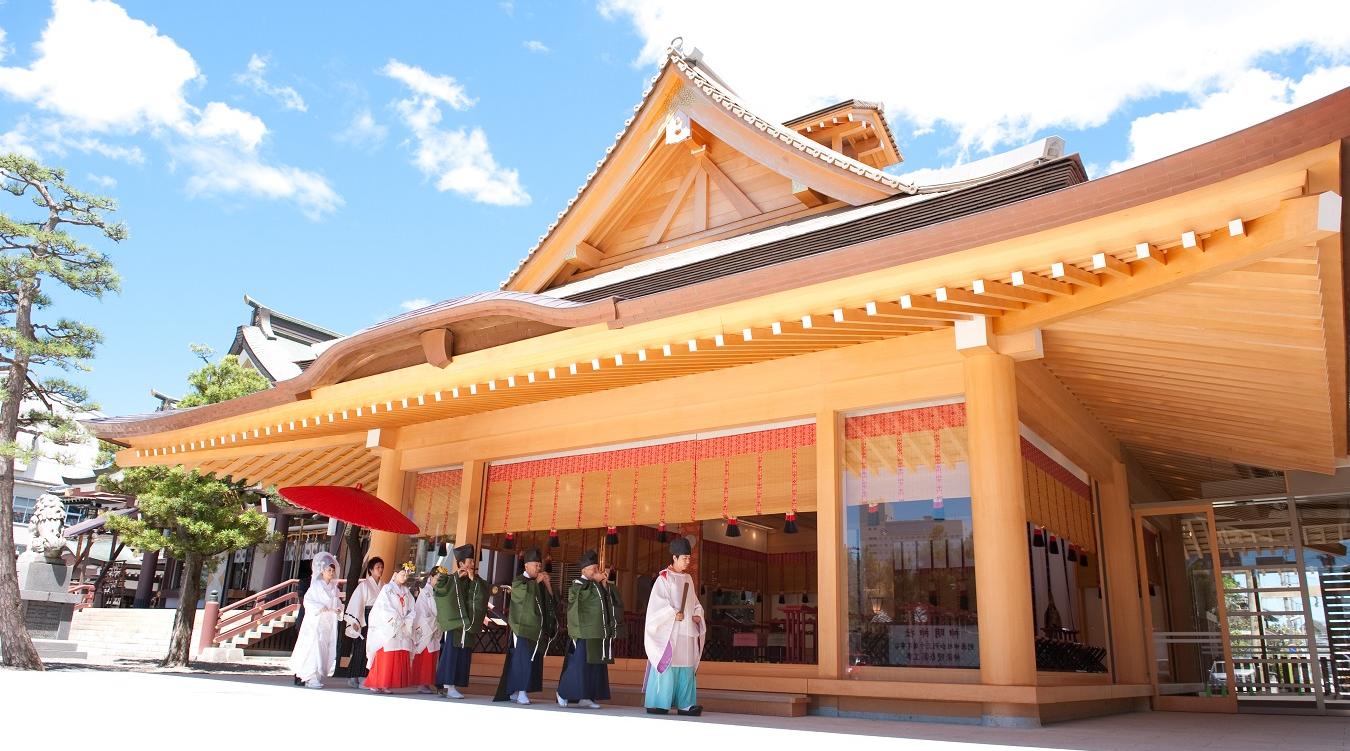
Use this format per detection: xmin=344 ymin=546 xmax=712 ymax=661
xmin=366 ymin=582 xmax=415 ymax=668
xmin=643 ymin=568 xmax=705 ymax=672
xmin=344 ymin=575 xmax=381 ymax=626
xmin=412 ymin=585 xmax=442 ymax=654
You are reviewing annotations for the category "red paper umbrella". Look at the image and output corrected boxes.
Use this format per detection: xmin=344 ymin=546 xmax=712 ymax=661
xmin=278 ymin=485 xmax=420 ymax=535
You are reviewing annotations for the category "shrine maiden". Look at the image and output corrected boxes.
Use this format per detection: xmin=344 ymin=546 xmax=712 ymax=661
xmin=411 ymin=565 xmax=446 ymax=693
xmin=364 ymin=561 xmax=417 ymax=693
xmin=642 ymin=536 xmax=705 ymax=716
xmin=494 ymin=548 xmax=556 ymax=705
xmin=337 ymin=556 xmax=384 ymax=688
xmin=288 ymin=552 xmax=343 ymax=688
xmin=556 ymin=549 xmax=622 ymax=708
xmin=434 ymin=544 xmax=489 ymax=699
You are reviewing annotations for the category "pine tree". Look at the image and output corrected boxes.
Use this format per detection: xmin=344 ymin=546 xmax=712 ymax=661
xmin=0 ymin=155 xmax=123 ymax=670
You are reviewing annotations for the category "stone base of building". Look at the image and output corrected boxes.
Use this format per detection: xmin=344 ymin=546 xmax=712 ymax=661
xmin=811 ymin=694 xmax=1149 ymax=727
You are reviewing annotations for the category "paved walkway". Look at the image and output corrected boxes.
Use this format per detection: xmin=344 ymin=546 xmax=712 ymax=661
xmin=4 ymin=665 xmax=1346 ymax=750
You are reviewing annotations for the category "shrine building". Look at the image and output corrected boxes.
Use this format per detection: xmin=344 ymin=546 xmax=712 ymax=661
xmin=91 ymin=46 xmax=1350 ymax=724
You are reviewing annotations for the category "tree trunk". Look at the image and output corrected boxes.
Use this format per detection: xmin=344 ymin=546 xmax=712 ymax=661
xmin=162 ymin=551 xmax=204 ymax=668
xmin=0 ymin=284 xmax=44 ymax=670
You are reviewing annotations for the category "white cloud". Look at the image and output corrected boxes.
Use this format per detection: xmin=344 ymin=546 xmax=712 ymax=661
xmin=0 ymin=0 xmax=198 ymax=132
xmin=0 ymin=125 xmax=38 ymax=158
xmin=0 ymin=0 xmax=340 ymax=218
xmin=177 ymin=142 xmax=342 ymax=220
xmin=61 ymin=134 xmax=144 ymax=163
xmin=400 ymin=298 xmax=431 ymax=311
xmin=234 ymin=54 xmax=307 ymax=112
xmin=381 ymin=59 xmax=474 ymax=110
xmin=194 ymin=101 xmax=267 ymax=151
xmin=0 ymin=27 xmax=9 ymax=62
xmin=85 ymin=173 xmax=117 ymax=188
xmin=336 ymin=108 xmax=388 ymax=149
xmin=523 ymin=40 xmax=550 ymax=54
xmin=382 ymin=60 xmax=530 ymax=206
xmin=1109 ymin=65 xmax=1350 ymax=173
xmin=599 ymin=1 xmax=1350 ymax=155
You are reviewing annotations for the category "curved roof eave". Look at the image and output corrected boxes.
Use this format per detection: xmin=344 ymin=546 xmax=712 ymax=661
xmin=88 ymin=292 xmax=619 ymax=443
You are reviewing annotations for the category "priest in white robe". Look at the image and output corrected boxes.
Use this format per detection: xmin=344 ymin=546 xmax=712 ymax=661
xmin=643 ymin=536 xmax=705 ymax=716
xmin=288 ymin=552 xmax=343 ymax=688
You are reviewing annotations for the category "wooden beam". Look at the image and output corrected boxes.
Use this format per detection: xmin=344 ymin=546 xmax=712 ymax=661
xmin=853 ymin=137 xmax=886 ymax=158
xmin=900 ymin=293 xmax=1004 ymax=317
xmin=864 ymin=300 xmax=969 ymax=323
xmin=1092 ymin=252 xmax=1132 ymax=278
xmin=1050 ymin=261 xmax=1102 ymax=287
xmin=998 ymin=192 xmax=1341 ymax=333
xmin=1133 ymin=242 xmax=1166 ymax=266
xmin=419 ymin=328 xmax=455 ymax=369
xmin=1010 ymin=270 xmax=1073 ymax=297
xmin=972 ymin=279 xmax=1047 ymax=304
xmin=692 ymin=169 xmax=708 ymax=233
xmin=696 ymin=153 xmax=758 ymax=219
xmin=568 ymin=241 xmax=604 ymax=270
xmin=792 ymin=181 xmax=827 ymax=208
xmin=936 ymin=286 xmax=1025 ymax=311
xmin=645 ymin=162 xmax=701 ymax=246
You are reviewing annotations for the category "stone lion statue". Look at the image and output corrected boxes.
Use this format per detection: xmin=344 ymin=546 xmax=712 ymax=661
xmin=27 ymin=493 xmax=71 ymax=561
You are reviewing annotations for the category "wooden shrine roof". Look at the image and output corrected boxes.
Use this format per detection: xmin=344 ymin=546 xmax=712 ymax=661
xmin=89 ymin=82 xmax=1350 ymax=503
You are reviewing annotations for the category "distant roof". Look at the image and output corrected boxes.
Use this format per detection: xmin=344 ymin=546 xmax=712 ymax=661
xmin=783 ymin=99 xmax=886 ymax=128
xmin=228 ymin=295 xmax=343 ymax=384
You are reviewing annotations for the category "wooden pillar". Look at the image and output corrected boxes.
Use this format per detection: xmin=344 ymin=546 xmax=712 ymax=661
xmin=454 ymin=459 xmax=487 ymax=550
xmin=1099 ymin=460 xmax=1149 ymax=684
xmin=963 ymin=351 xmax=1037 ymax=687
xmin=814 ymin=407 xmax=845 ymax=680
xmin=365 ymin=447 xmax=406 ymax=580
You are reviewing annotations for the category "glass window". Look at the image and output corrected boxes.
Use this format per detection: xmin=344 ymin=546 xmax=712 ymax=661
xmin=1022 ymin=432 xmax=1108 ymax=672
xmin=843 ymin=402 xmax=978 ymax=668
xmin=12 ymin=495 xmax=37 ymax=524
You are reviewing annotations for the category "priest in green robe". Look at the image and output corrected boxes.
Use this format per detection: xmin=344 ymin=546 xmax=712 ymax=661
xmin=556 ymin=549 xmax=622 ymax=708
xmin=493 ymin=548 xmax=556 ymax=705
xmin=434 ymin=543 xmax=489 ymax=699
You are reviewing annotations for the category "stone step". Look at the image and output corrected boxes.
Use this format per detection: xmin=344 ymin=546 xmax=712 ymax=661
xmin=32 ymin=639 xmax=80 ymax=652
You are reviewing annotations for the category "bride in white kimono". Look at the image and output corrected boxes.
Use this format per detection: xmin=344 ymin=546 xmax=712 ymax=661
xmin=364 ymin=561 xmax=417 ymax=693
xmin=289 ymin=552 xmax=343 ymax=689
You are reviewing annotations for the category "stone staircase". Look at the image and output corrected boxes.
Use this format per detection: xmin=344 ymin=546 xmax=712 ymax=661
xmin=67 ymin=608 xmax=205 ymax=661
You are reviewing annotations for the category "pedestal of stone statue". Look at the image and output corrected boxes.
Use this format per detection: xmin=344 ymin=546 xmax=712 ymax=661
xmin=18 ymin=552 xmax=85 ymax=649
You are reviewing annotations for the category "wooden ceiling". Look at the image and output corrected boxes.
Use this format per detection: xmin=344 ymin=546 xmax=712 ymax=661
xmin=183 ymin=442 xmax=381 ymax=493
xmin=1041 ymin=244 xmax=1336 ymax=500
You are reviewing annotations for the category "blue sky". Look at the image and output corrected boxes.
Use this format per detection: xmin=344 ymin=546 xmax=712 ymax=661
xmin=1 ymin=0 xmax=1347 ymax=418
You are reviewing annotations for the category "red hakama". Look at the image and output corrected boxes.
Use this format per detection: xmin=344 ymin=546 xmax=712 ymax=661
xmin=410 ymin=648 xmax=438 ymax=685
xmin=364 ymin=649 xmax=412 ymax=689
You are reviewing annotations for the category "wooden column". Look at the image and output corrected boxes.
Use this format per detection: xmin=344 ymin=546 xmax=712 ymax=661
xmin=454 ymin=459 xmax=487 ymax=550
xmin=814 ymin=407 xmax=845 ymax=679
xmin=1099 ymin=460 xmax=1149 ymax=684
xmin=365 ymin=447 xmax=407 ymax=579
xmin=963 ymin=351 xmax=1037 ymax=687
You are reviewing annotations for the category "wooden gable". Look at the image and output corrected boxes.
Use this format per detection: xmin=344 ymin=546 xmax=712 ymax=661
xmin=552 ymin=124 xmax=843 ymax=286
xmin=505 ymin=50 xmax=909 ymax=294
